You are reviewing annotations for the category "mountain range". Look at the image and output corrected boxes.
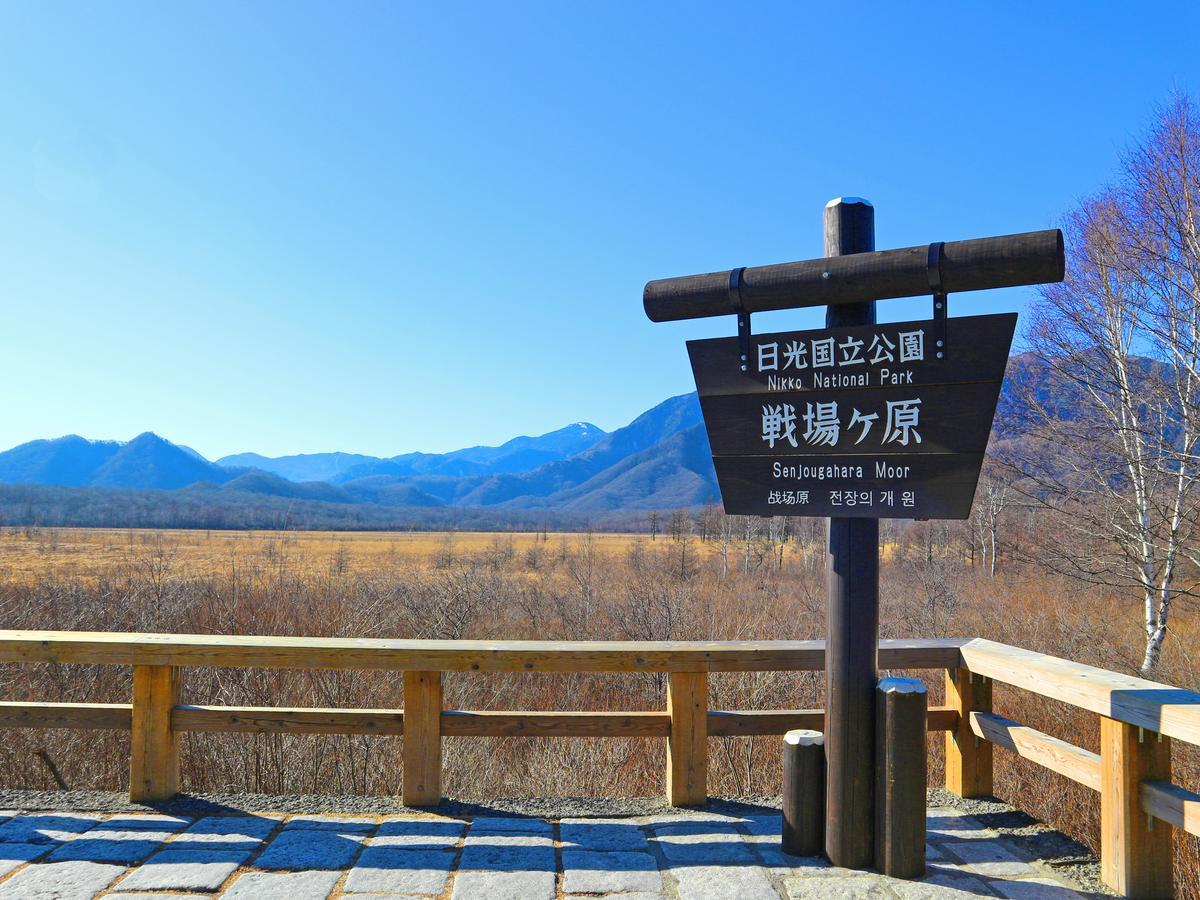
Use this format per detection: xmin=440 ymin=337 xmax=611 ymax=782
xmin=0 ymin=350 xmax=1069 ymax=525
xmin=0 ymin=394 xmax=716 ymax=515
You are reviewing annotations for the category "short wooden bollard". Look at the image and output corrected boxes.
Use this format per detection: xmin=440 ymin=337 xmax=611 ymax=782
xmin=875 ymin=677 xmax=927 ymax=879
xmin=782 ymin=729 xmax=824 ymax=856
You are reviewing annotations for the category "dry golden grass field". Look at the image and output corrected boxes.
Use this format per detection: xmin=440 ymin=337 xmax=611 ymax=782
xmin=0 ymin=527 xmax=661 ymax=585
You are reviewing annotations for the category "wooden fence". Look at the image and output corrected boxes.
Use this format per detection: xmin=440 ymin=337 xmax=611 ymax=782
xmin=0 ymin=630 xmax=1197 ymax=897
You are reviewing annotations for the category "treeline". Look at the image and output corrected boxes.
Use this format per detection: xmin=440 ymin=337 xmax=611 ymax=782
xmin=0 ymin=483 xmax=636 ymax=533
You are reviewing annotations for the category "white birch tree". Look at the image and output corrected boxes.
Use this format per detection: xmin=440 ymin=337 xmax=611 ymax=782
xmin=1010 ymin=96 xmax=1200 ymax=674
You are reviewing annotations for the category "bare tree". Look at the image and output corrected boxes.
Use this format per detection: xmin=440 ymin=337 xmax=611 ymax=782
xmin=1011 ymin=95 xmax=1200 ymax=674
xmin=696 ymin=505 xmax=721 ymax=543
xmin=668 ymin=509 xmax=692 ymax=542
xmin=970 ymin=466 xmax=1011 ymax=578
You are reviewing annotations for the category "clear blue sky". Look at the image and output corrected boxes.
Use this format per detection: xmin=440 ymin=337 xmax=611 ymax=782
xmin=2 ymin=2 xmax=1197 ymax=459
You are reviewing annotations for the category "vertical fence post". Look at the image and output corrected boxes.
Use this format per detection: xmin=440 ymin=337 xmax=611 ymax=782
xmin=944 ymin=667 xmax=992 ymax=798
xmin=1100 ymin=717 xmax=1173 ymax=898
xmin=876 ymin=678 xmax=927 ymax=879
xmin=130 ymin=664 xmax=181 ymax=803
xmin=667 ymin=671 xmax=708 ymax=806
xmin=403 ymin=670 xmax=442 ymax=806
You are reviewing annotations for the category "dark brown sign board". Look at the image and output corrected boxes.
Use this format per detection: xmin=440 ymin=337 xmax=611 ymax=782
xmin=688 ymin=313 xmax=1015 ymax=519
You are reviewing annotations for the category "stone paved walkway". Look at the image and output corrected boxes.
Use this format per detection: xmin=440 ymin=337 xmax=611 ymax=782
xmin=0 ymin=806 xmax=1097 ymax=898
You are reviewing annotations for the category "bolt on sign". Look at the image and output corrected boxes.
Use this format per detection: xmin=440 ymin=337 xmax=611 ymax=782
xmin=687 ymin=313 xmax=1015 ymax=518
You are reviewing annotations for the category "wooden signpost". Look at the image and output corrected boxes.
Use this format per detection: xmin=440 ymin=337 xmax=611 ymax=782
xmin=643 ymin=198 xmax=1065 ymax=870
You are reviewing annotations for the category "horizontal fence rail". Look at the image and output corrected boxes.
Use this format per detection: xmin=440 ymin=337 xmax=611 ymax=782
xmin=0 ymin=630 xmax=965 ymax=672
xmin=3 ymin=630 xmax=1200 ymax=897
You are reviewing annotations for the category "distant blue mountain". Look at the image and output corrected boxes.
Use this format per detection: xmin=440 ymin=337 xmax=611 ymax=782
xmin=0 ymin=432 xmax=235 ymax=490
xmin=215 ymin=451 xmax=382 ymax=483
xmin=0 ymin=435 xmax=124 ymax=486
xmin=0 ymin=398 xmax=714 ymax=512
xmin=219 ymin=422 xmax=606 ymax=483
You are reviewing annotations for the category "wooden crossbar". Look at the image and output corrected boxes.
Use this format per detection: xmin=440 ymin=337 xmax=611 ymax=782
xmin=0 ymin=630 xmax=965 ymax=672
xmin=1141 ymin=780 xmax=1200 ymax=839
xmin=0 ymin=701 xmax=132 ymax=730
xmin=0 ymin=702 xmax=959 ymax=738
xmin=969 ymin=711 xmax=1101 ymax=791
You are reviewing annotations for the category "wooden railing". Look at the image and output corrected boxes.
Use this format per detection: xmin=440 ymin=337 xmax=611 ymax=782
xmin=0 ymin=630 xmax=1197 ymax=897
xmin=948 ymin=638 xmax=1200 ymax=899
xmin=0 ymin=630 xmax=962 ymax=808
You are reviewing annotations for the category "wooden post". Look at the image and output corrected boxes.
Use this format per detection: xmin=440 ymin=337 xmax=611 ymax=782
xmin=944 ymin=667 xmax=993 ymax=797
xmin=667 ymin=671 xmax=708 ymax=806
xmin=782 ymin=729 xmax=825 ymax=856
xmin=130 ymin=664 xmax=180 ymax=803
xmin=876 ymin=678 xmax=927 ymax=879
xmin=824 ymin=197 xmax=879 ymax=868
xmin=1100 ymin=716 xmax=1173 ymax=898
xmin=402 ymin=670 xmax=442 ymax=806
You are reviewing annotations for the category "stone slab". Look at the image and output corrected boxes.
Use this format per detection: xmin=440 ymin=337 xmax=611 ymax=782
xmin=741 ymin=814 xmax=783 ymax=835
xmin=559 ymin=818 xmax=649 ymax=851
xmin=283 ymin=815 xmax=377 ymax=832
xmin=0 ymin=860 xmax=126 ymax=899
xmin=458 ymin=833 xmax=555 ymax=871
xmin=561 ymin=849 xmax=661 ymax=894
xmin=784 ymin=874 xmax=897 ymax=898
xmin=649 ymin=823 xmax=756 ymax=865
xmin=451 ymin=870 xmax=555 ymax=899
xmin=344 ymin=846 xmax=455 ymax=894
xmin=889 ymin=867 xmax=997 ymax=898
xmin=674 ymin=863 xmax=778 ymax=900
xmin=994 ymin=876 xmax=1085 ymax=898
xmin=168 ymin=828 xmax=273 ymax=850
xmin=99 ymin=814 xmax=190 ymax=831
xmin=464 ymin=817 xmax=552 ymax=835
xmin=180 ymin=815 xmax=280 ymax=842
xmin=111 ymin=847 xmax=251 ymax=891
xmin=373 ymin=818 xmax=465 ymax=847
xmin=46 ymin=830 xmax=171 ymax=864
xmin=927 ymin=815 xmax=997 ymax=840
xmin=0 ymin=842 xmax=51 ymax=878
xmin=222 ymin=869 xmax=342 ymax=899
xmin=0 ymin=813 xmax=101 ymax=843
xmin=944 ymin=839 xmax=1022 ymax=863
xmin=640 ymin=812 xmax=747 ymax=827
xmin=253 ymin=829 xmax=365 ymax=869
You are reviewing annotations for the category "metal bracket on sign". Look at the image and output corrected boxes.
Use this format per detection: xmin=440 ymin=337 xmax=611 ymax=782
xmin=927 ymin=241 xmax=947 ymax=359
xmin=729 ymin=267 xmax=751 ymax=372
